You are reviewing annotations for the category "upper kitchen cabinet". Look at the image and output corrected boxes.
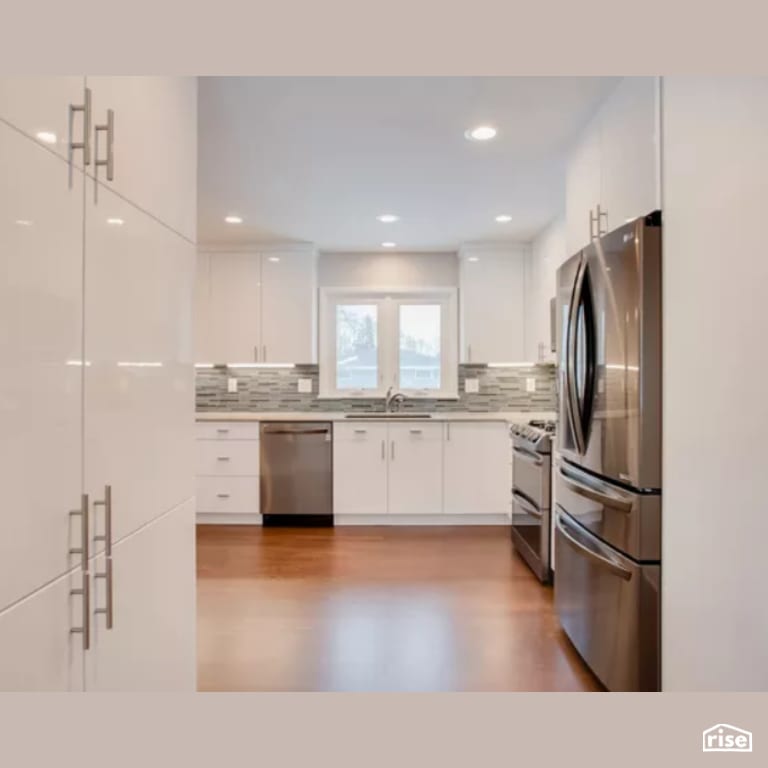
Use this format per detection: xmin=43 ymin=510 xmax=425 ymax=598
xmin=199 ymin=246 xmax=318 ymax=365
xmin=86 ymin=77 xmax=198 ymax=242
xmin=459 ymin=244 xmax=527 ymax=363
xmin=0 ymin=77 xmax=88 ymax=166
xmin=260 ymin=248 xmax=317 ymax=364
xmin=565 ymin=77 xmax=661 ymax=255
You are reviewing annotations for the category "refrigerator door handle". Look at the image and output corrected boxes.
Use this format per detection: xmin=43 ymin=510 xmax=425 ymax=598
xmin=558 ymin=462 xmax=634 ymax=513
xmin=556 ymin=511 xmax=632 ymax=581
xmin=566 ymin=259 xmax=587 ymax=455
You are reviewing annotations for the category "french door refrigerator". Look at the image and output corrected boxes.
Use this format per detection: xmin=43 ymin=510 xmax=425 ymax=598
xmin=554 ymin=210 xmax=661 ymax=692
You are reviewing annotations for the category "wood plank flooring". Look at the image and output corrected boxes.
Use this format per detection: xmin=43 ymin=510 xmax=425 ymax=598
xmin=196 ymin=525 xmax=601 ymax=692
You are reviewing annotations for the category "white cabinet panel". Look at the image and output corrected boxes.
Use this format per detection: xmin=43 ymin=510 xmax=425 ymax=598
xmin=196 ymin=421 xmax=261 ymax=441
xmin=0 ymin=567 xmax=86 ymax=691
xmin=260 ymin=250 xmax=317 ymax=363
xmin=196 ymin=438 xmax=261 ymax=477
xmin=86 ymin=77 xmax=197 ymax=241
xmin=600 ymin=77 xmax=660 ymax=232
xmin=194 ymin=251 xmax=212 ymax=363
xmin=0 ymin=123 xmax=84 ymax=611
xmin=84 ymin=178 xmax=195 ymax=548
xmin=208 ymin=252 xmax=261 ymax=364
xmin=387 ymin=423 xmax=443 ymax=515
xmin=444 ymin=422 xmax=510 ymax=515
xmin=565 ymin=114 xmax=602 ymax=255
xmin=196 ymin=476 xmax=260 ymax=514
xmin=85 ymin=500 xmax=196 ymax=691
xmin=0 ymin=77 xmax=87 ymax=165
xmin=460 ymin=246 xmax=526 ymax=363
xmin=333 ymin=422 xmax=388 ymax=516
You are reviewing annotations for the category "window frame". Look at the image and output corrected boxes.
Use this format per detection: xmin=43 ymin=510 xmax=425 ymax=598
xmin=319 ymin=287 xmax=458 ymax=399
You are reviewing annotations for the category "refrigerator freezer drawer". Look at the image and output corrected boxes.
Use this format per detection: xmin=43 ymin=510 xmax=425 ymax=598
xmin=554 ymin=508 xmax=660 ymax=692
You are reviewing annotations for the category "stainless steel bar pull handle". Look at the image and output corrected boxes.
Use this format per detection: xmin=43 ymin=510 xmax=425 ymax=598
xmin=596 ymin=204 xmax=607 ymax=236
xmin=391 ymin=441 xmax=395 ymax=460
xmin=93 ymin=108 xmax=115 ymax=203
xmin=381 ymin=439 xmax=385 ymax=460
xmin=93 ymin=485 xmax=114 ymax=629
xmin=94 ymin=557 xmax=114 ymax=629
xmin=68 ymin=87 xmax=92 ymax=165
xmin=69 ymin=493 xmax=90 ymax=649
xmin=263 ymin=345 xmax=267 ymax=362
xmin=589 ymin=208 xmax=597 ymax=241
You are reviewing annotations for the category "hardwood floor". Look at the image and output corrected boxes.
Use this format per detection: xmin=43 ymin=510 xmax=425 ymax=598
xmin=196 ymin=525 xmax=601 ymax=692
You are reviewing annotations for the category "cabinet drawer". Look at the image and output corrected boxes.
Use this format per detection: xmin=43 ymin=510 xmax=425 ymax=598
xmin=196 ymin=439 xmax=260 ymax=476
xmin=195 ymin=421 xmax=261 ymax=441
xmin=334 ymin=422 xmax=389 ymax=443
xmin=196 ymin=476 xmax=260 ymax=514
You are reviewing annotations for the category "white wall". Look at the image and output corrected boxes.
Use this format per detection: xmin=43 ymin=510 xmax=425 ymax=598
xmin=525 ymin=216 xmax=567 ymax=362
xmin=662 ymin=77 xmax=768 ymax=691
xmin=319 ymin=251 xmax=458 ymax=289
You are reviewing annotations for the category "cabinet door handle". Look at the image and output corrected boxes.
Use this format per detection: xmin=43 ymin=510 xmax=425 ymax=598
xmin=409 ymin=428 xmax=422 ymax=435
xmin=263 ymin=345 xmax=267 ymax=362
xmin=93 ymin=108 xmax=115 ymax=203
xmin=216 ymin=428 xmax=230 ymax=434
xmin=381 ymin=439 xmax=385 ymax=460
xmin=467 ymin=344 xmax=472 ymax=362
xmin=217 ymin=456 xmax=231 ymax=461
xmin=93 ymin=484 xmax=112 ymax=556
xmin=69 ymin=492 xmax=90 ymax=565
xmin=596 ymin=203 xmax=608 ymax=236
xmin=589 ymin=208 xmax=597 ymax=241
xmin=94 ymin=557 xmax=114 ymax=629
xmin=69 ymin=493 xmax=90 ymax=649
xmin=354 ymin=428 xmax=367 ymax=434
xmin=391 ymin=441 xmax=395 ymax=460
xmin=254 ymin=346 xmax=259 ymax=362
xmin=216 ymin=493 xmax=230 ymax=499
xmin=446 ymin=423 xmax=451 ymax=441
xmin=68 ymin=87 xmax=92 ymax=167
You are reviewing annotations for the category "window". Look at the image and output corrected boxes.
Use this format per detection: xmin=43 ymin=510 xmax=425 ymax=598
xmin=320 ymin=289 xmax=457 ymax=399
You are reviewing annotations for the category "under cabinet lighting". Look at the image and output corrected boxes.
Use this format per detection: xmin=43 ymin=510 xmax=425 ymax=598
xmin=487 ymin=362 xmax=538 ymax=368
xmin=467 ymin=256 xmax=480 ymax=262
xmin=117 ymin=361 xmax=163 ymax=368
xmin=66 ymin=360 xmax=91 ymax=367
xmin=226 ymin=363 xmax=296 ymax=369
xmin=268 ymin=256 xmax=281 ymax=262
xmin=194 ymin=363 xmax=215 ymax=369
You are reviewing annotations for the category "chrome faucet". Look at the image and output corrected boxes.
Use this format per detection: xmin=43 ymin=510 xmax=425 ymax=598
xmin=385 ymin=385 xmax=406 ymax=413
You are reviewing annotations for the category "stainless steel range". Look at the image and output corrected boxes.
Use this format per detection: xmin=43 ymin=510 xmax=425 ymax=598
xmin=510 ymin=419 xmax=556 ymax=584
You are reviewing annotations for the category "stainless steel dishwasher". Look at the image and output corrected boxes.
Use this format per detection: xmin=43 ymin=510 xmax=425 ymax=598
xmin=260 ymin=422 xmax=333 ymax=525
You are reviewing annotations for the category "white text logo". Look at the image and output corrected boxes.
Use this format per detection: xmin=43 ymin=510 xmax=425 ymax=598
xmin=702 ymin=724 xmax=753 ymax=753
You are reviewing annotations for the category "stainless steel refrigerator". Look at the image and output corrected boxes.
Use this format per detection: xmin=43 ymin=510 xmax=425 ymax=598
xmin=554 ymin=211 xmax=661 ymax=691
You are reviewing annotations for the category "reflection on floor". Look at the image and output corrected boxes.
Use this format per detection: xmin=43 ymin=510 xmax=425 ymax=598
xmin=196 ymin=525 xmax=601 ymax=692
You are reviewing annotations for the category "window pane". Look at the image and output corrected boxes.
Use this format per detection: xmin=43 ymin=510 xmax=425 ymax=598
xmin=336 ymin=304 xmax=378 ymax=390
xmin=399 ymin=304 xmax=441 ymax=390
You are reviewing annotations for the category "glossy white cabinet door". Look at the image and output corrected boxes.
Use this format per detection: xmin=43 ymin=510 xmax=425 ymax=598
xmin=599 ymin=77 xmax=660 ymax=232
xmin=0 ymin=567 xmax=85 ymax=691
xmin=333 ymin=422 xmax=388 ymax=516
xmin=0 ymin=77 xmax=87 ymax=166
xmin=260 ymin=250 xmax=317 ymax=363
xmin=444 ymin=422 xmax=510 ymax=515
xmin=460 ymin=247 xmax=526 ymax=363
xmin=194 ymin=250 xmax=212 ymax=363
xmin=565 ymin=113 xmax=602 ymax=255
xmin=86 ymin=77 xmax=197 ymax=241
xmin=85 ymin=500 xmax=196 ymax=691
xmin=387 ymin=423 xmax=443 ymax=515
xmin=84 ymin=177 xmax=195 ymax=548
xmin=208 ymin=252 xmax=261 ymax=364
xmin=0 ymin=122 xmax=84 ymax=611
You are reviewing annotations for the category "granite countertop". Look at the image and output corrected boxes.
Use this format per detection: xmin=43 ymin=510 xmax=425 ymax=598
xmin=195 ymin=410 xmax=556 ymax=424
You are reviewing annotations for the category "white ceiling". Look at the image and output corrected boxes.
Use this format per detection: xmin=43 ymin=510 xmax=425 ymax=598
xmin=197 ymin=77 xmax=620 ymax=251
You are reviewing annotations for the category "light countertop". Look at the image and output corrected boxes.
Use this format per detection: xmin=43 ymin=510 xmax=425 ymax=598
xmin=196 ymin=410 xmax=556 ymax=424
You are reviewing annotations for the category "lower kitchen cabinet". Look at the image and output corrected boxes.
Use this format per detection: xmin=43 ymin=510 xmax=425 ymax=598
xmin=333 ymin=422 xmax=388 ymax=516
xmin=85 ymin=499 xmax=196 ymax=691
xmin=387 ymin=423 xmax=443 ymax=516
xmin=444 ymin=422 xmax=510 ymax=515
xmin=0 ymin=567 xmax=86 ymax=691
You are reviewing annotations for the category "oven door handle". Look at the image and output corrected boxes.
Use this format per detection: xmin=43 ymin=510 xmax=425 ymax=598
xmin=513 ymin=446 xmax=544 ymax=466
xmin=512 ymin=490 xmax=543 ymax=519
xmin=556 ymin=512 xmax=632 ymax=581
xmin=558 ymin=463 xmax=633 ymax=514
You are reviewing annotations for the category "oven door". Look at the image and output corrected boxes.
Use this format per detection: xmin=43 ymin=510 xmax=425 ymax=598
xmin=511 ymin=490 xmax=550 ymax=583
xmin=512 ymin=444 xmax=550 ymax=509
xmin=554 ymin=507 xmax=660 ymax=691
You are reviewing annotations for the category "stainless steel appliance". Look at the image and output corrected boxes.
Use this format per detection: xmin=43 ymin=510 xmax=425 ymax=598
xmin=260 ymin=422 xmax=333 ymax=524
xmin=554 ymin=210 xmax=662 ymax=692
xmin=510 ymin=419 xmax=556 ymax=584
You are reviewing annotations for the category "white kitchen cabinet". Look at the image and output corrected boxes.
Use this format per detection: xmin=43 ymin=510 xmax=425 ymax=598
xmin=84 ymin=176 xmax=195 ymax=549
xmin=565 ymin=77 xmax=660 ymax=255
xmin=387 ymin=423 xmax=443 ymax=515
xmin=0 ymin=120 xmax=84 ymax=613
xmin=86 ymin=77 xmax=198 ymax=242
xmin=0 ymin=567 xmax=86 ymax=691
xmin=200 ymin=247 xmax=318 ymax=365
xmin=333 ymin=422 xmax=388 ymax=516
xmin=260 ymin=249 xmax=317 ymax=363
xmin=194 ymin=251 xmax=212 ymax=363
xmin=459 ymin=245 xmax=527 ymax=363
xmin=0 ymin=77 xmax=88 ymax=165
xmin=85 ymin=500 xmax=196 ymax=691
xmin=444 ymin=422 xmax=510 ymax=515
xmin=196 ymin=438 xmax=261 ymax=477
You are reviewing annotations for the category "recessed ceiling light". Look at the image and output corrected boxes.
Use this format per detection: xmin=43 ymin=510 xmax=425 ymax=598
xmin=495 ymin=214 xmax=512 ymax=223
xmin=381 ymin=242 xmax=397 ymax=248
xmin=225 ymin=215 xmax=243 ymax=224
xmin=468 ymin=256 xmax=480 ymax=263
xmin=35 ymin=131 xmax=57 ymax=144
xmin=377 ymin=214 xmax=399 ymax=223
xmin=15 ymin=219 xmax=33 ymax=226
xmin=465 ymin=125 xmax=497 ymax=142
xmin=268 ymin=256 xmax=281 ymax=262
xmin=106 ymin=217 xmax=124 ymax=226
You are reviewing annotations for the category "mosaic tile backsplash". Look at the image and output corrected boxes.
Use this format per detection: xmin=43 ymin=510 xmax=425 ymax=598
xmin=196 ymin=364 xmax=557 ymax=413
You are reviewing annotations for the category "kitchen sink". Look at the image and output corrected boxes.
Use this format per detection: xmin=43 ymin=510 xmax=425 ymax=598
xmin=343 ymin=413 xmax=433 ymax=419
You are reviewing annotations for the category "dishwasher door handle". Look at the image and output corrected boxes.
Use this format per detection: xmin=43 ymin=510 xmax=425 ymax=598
xmin=262 ymin=427 xmax=331 ymax=435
